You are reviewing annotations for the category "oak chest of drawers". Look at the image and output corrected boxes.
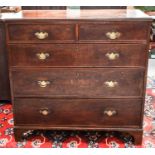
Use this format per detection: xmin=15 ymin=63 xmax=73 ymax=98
xmin=4 ymin=9 xmax=152 ymax=144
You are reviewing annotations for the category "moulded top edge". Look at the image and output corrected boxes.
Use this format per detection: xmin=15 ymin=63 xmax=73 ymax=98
xmin=0 ymin=9 xmax=153 ymax=21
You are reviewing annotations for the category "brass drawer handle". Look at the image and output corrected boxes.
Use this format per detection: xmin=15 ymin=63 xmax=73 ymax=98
xmin=106 ymin=31 xmax=121 ymax=40
xmin=38 ymin=80 xmax=50 ymax=88
xmin=105 ymin=52 xmax=119 ymax=60
xmin=104 ymin=110 xmax=117 ymax=117
xmin=36 ymin=52 xmax=50 ymax=60
xmin=35 ymin=32 xmax=48 ymax=40
xmin=39 ymin=108 xmax=49 ymax=116
xmin=104 ymin=81 xmax=118 ymax=88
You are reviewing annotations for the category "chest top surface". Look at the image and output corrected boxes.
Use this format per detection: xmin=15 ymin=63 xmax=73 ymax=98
xmin=0 ymin=9 xmax=152 ymax=21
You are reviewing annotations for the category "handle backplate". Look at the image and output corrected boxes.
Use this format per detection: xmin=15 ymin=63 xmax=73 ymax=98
xmin=104 ymin=81 xmax=118 ymax=88
xmin=36 ymin=52 xmax=50 ymax=60
xmin=35 ymin=32 xmax=48 ymax=40
xmin=106 ymin=31 xmax=121 ymax=40
xmin=105 ymin=52 xmax=119 ymax=60
xmin=104 ymin=109 xmax=117 ymax=117
xmin=39 ymin=108 xmax=49 ymax=116
xmin=38 ymin=80 xmax=50 ymax=88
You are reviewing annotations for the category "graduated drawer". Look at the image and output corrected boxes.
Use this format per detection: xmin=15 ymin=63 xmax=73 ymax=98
xmin=7 ymin=24 xmax=75 ymax=42
xmin=14 ymin=98 xmax=142 ymax=128
xmin=11 ymin=68 xmax=144 ymax=98
xmin=79 ymin=22 xmax=149 ymax=41
xmin=9 ymin=44 xmax=147 ymax=67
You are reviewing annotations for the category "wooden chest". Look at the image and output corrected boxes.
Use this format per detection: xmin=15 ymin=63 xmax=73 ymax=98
xmin=4 ymin=9 xmax=152 ymax=144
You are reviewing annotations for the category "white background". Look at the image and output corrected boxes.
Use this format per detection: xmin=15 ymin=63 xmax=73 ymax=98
xmin=0 ymin=0 xmax=155 ymax=6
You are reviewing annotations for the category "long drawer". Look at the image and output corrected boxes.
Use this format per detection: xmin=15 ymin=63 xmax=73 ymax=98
xmin=11 ymin=68 xmax=144 ymax=98
xmin=79 ymin=22 xmax=149 ymax=41
xmin=9 ymin=44 xmax=147 ymax=67
xmin=14 ymin=98 xmax=142 ymax=128
xmin=7 ymin=24 xmax=76 ymax=42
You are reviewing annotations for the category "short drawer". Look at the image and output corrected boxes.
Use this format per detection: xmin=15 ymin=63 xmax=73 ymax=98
xmin=14 ymin=98 xmax=142 ymax=128
xmin=79 ymin=22 xmax=149 ymax=41
xmin=7 ymin=24 xmax=75 ymax=42
xmin=11 ymin=68 xmax=144 ymax=98
xmin=9 ymin=44 xmax=147 ymax=67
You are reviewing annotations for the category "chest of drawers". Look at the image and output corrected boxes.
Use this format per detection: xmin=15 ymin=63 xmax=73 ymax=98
xmin=4 ymin=9 xmax=152 ymax=144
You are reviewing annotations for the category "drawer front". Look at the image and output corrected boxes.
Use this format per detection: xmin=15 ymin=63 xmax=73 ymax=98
xmin=14 ymin=98 xmax=142 ymax=127
xmin=9 ymin=44 xmax=146 ymax=67
xmin=7 ymin=24 xmax=75 ymax=42
xmin=11 ymin=68 xmax=144 ymax=98
xmin=79 ymin=22 xmax=149 ymax=41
